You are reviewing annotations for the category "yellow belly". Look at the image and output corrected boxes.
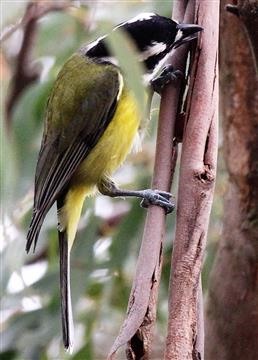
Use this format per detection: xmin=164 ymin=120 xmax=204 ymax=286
xmin=63 ymin=88 xmax=141 ymax=248
xmin=71 ymin=88 xmax=141 ymax=189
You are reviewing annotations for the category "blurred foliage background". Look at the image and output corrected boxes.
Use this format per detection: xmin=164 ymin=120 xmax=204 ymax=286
xmin=1 ymin=1 xmax=225 ymax=359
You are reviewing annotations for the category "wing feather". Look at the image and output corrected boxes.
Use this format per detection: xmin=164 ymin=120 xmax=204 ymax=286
xmin=27 ymin=54 xmax=120 ymax=252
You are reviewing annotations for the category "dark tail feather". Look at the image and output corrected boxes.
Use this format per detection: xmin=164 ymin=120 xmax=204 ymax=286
xmin=26 ymin=210 xmax=45 ymax=253
xmin=59 ymin=229 xmax=74 ymax=352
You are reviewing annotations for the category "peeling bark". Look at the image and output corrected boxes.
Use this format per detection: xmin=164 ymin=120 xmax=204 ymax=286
xmin=205 ymin=1 xmax=258 ymax=359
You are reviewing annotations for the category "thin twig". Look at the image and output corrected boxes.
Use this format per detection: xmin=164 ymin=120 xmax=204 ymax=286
xmin=5 ymin=1 xmax=70 ymax=128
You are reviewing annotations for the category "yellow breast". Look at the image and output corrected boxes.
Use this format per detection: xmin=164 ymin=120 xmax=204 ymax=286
xmin=72 ymin=87 xmax=141 ymax=188
xmin=62 ymin=83 xmax=142 ymax=247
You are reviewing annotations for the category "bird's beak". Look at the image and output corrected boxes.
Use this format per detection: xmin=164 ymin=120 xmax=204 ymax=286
xmin=173 ymin=23 xmax=203 ymax=49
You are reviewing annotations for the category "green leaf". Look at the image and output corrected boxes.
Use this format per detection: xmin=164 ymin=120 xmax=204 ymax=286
xmin=105 ymin=28 xmax=147 ymax=120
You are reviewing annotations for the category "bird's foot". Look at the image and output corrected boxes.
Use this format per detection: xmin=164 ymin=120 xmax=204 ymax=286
xmin=151 ymin=65 xmax=183 ymax=94
xmin=140 ymin=189 xmax=175 ymax=214
xmin=98 ymin=179 xmax=175 ymax=215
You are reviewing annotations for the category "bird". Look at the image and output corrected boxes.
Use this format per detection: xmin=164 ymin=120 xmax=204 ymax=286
xmin=26 ymin=12 xmax=202 ymax=351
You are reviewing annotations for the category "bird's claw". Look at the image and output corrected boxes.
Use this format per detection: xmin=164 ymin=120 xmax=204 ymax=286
xmin=140 ymin=189 xmax=175 ymax=214
xmin=151 ymin=65 xmax=184 ymax=94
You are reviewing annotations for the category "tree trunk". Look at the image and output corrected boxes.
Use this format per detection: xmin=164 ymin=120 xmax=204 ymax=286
xmin=205 ymin=1 xmax=258 ymax=359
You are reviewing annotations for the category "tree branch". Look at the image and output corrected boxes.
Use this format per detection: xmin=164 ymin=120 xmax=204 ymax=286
xmin=107 ymin=2 xmax=193 ymax=359
xmin=164 ymin=1 xmax=219 ymax=359
xmin=195 ymin=280 xmax=204 ymax=359
xmin=4 ymin=1 xmax=70 ymax=129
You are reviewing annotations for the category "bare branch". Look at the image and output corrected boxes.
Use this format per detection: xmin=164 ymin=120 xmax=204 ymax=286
xmin=108 ymin=71 xmax=178 ymax=360
xmin=108 ymin=2 xmax=193 ymax=359
xmin=5 ymin=1 xmax=70 ymax=128
xmin=195 ymin=280 xmax=204 ymax=359
xmin=164 ymin=1 xmax=219 ymax=359
xmin=1 ymin=1 xmax=70 ymax=44
xmin=125 ymin=146 xmax=178 ymax=360
xmin=1 ymin=20 xmax=23 ymax=44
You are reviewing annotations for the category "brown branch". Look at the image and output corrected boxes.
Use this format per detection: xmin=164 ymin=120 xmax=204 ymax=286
xmin=107 ymin=2 xmax=193 ymax=359
xmin=5 ymin=1 xmax=70 ymax=129
xmin=164 ymin=1 xmax=219 ymax=359
xmin=126 ymin=2 xmax=202 ymax=358
xmin=125 ymin=148 xmax=178 ymax=360
xmin=107 ymin=71 xmax=178 ymax=360
xmin=195 ymin=280 xmax=204 ymax=359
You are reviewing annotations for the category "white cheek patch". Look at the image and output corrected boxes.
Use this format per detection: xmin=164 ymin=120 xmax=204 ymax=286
xmin=139 ymin=41 xmax=167 ymax=61
xmin=174 ymin=29 xmax=183 ymax=43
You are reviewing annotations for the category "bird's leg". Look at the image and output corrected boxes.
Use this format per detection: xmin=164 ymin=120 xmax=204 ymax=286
xmin=151 ymin=65 xmax=183 ymax=94
xmin=98 ymin=178 xmax=175 ymax=214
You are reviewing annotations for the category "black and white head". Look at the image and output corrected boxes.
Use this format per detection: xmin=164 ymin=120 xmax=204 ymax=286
xmin=83 ymin=13 xmax=202 ymax=74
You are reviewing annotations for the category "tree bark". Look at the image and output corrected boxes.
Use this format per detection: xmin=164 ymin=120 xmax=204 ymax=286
xmin=164 ymin=1 xmax=219 ymax=359
xmin=108 ymin=2 xmax=190 ymax=358
xmin=226 ymin=0 xmax=258 ymax=72
xmin=205 ymin=1 xmax=258 ymax=359
xmin=125 ymin=2 xmax=192 ymax=359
